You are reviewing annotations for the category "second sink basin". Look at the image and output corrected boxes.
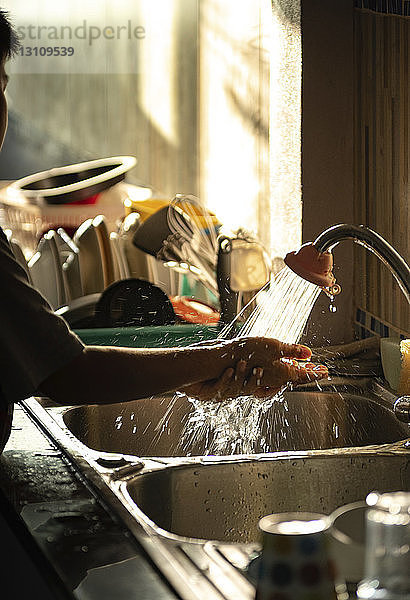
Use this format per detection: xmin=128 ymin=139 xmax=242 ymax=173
xmin=62 ymin=388 xmax=409 ymax=456
xmin=125 ymin=453 xmax=410 ymax=543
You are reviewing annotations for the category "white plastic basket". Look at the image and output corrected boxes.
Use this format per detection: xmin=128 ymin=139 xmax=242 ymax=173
xmin=0 ymin=181 xmax=128 ymax=258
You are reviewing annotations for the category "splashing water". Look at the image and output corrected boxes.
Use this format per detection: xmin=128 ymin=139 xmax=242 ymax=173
xmin=115 ymin=266 xmax=322 ymax=456
xmin=177 ymin=394 xmax=283 ymax=455
xmin=169 ymin=267 xmax=322 ymax=455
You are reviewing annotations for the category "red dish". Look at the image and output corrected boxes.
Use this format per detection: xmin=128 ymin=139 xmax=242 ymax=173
xmin=171 ymin=296 xmax=220 ymax=325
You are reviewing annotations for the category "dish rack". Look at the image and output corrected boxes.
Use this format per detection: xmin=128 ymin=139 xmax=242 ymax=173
xmin=0 ymin=181 xmax=128 ymax=259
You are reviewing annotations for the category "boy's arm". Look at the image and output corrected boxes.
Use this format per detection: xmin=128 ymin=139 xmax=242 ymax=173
xmin=39 ymin=339 xmax=328 ymax=405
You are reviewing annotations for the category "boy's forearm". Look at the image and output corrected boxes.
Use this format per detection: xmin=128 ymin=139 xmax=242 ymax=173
xmin=39 ymin=343 xmax=234 ymax=405
xmin=38 ymin=338 xmax=321 ymax=406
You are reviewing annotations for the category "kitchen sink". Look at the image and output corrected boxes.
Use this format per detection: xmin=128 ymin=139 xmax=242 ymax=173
xmin=26 ymin=377 xmax=410 ymax=600
xmin=62 ymin=386 xmax=409 ymax=456
xmin=125 ymin=453 xmax=410 ymax=543
xmin=58 ymin=381 xmax=410 ymax=543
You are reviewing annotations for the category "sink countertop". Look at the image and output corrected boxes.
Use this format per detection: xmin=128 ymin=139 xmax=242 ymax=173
xmin=0 ymin=403 xmax=177 ymax=600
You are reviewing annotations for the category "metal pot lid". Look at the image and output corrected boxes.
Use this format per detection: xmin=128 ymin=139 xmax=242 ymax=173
xmin=6 ymin=156 xmax=137 ymax=205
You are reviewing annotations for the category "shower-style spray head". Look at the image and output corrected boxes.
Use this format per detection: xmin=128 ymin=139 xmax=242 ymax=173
xmin=284 ymin=242 xmax=341 ymax=296
xmin=284 ymin=224 xmax=410 ymax=302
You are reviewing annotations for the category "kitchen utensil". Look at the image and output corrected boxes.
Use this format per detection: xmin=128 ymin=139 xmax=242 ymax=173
xmin=7 ymin=156 xmax=137 ymax=205
xmin=256 ymin=512 xmax=337 ymax=599
xmin=73 ymin=218 xmax=105 ymax=295
xmin=28 ymin=230 xmax=66 ymax=309
xmin=170 ymin=296 xmax=220 ymax=325
xmin=217 ymin=231 xmax=271 ymax=325
xmin=170 ymin=194 xmax=219 ymax=266
xmin=330 ymin=501 xmax=367 ymax=585
xmin=55 ymin=293 xmax=101 ymax=329
xmin=132 ymin=204 xmax=192 ymax=259
xmin=94 ymin=278 xmax=176 ymax=328
xmin=4 ymin=229 xmax=32 ymax=283
xmin=109 ymin=231 xmax=129 ymax=281
xmin=131 ymin=205 xmax=197 ymax=296
xmin=357 ymin=491 xmax=410 ymax=599
xmin=117 ymin=212 xmax=152 ymax=281
xmin=92 ymin=215 xmax=115 ymax=288
xmin=55 ymin=228 xmax=82 ymax=301
xmin=123 ymin=193 xmax=169 ymax=221
xmin=167 ymin=195 xmax=219 ymax=294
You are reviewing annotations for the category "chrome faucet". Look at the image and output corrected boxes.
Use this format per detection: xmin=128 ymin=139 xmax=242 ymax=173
xmin=394 ymin=396 xmax=410 ymax=423
xmin=284 ymin=224 xmax=410 ymax=302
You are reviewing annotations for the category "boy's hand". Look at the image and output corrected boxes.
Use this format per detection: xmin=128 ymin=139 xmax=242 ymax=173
xmin=181 ymin=337 xmax=328 ymax=402
xmin=181 ymin=359 xmax=256 ymax=402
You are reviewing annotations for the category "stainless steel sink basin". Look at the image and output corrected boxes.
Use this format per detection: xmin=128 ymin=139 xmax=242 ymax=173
xmin=62 ymin=389 xmax=409 ymax=456
xmin=125 ymin=453 xmax=410 ymax=543
xmin=28 ymin=379 xmax=410 ymax=600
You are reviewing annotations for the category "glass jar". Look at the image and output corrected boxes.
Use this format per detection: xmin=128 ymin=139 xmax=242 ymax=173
xmin=357 ymin=491 xmax=410 ymax=599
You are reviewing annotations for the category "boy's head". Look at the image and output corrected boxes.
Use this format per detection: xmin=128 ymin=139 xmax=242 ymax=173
xmin=0 ymin=9 xmax=19 ymax=149
xmin=0 ymin=9 xmax=19 ymax=62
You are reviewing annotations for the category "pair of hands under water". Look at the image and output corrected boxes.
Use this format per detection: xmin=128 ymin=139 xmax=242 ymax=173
xmin=182 ymin=337 xmax=329 ymax=402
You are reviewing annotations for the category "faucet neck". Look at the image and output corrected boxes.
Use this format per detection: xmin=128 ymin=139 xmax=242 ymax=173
xmin=313 ymin=224 xmax=410 ymax=302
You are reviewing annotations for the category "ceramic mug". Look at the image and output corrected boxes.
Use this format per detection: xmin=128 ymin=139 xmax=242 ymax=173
xmin=329 ymin=501 xmax=367 ymax=584
xmin=254 ymin=504 xmax=367 ymax=599
xmin=255 ymin=512 xmax=338 ymax=600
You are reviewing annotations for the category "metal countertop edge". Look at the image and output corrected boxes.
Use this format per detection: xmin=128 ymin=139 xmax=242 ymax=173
xmin=20 ymin=397 xmax=235 ymax=600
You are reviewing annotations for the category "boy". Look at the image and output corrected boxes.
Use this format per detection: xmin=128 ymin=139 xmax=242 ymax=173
xmin=0 ymin=9 xmax=326 ymax=453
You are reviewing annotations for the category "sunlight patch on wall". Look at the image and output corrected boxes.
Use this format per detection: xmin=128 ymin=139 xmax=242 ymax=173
xmin=199 ymin=0 xmax=301 ymax=261
xmin=269 ymin=0 xmax=302 ymax=263
xmin=137 ymin=0 xmax=178 ymax=146
xmin=199 ymin=0 xmax=270 ymax=237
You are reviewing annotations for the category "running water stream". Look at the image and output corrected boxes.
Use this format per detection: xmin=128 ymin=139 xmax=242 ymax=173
xmin=153 ymin=267 xmax=322 ymax=455
xmin=220 ymin=266 xmax=321 ymax=342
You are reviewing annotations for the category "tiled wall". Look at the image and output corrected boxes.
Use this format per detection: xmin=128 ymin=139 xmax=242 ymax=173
xmin=355 ymin=307 xmax=409 ymax=340
xmin=353 ymin=6 xmax=409 ymax=338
